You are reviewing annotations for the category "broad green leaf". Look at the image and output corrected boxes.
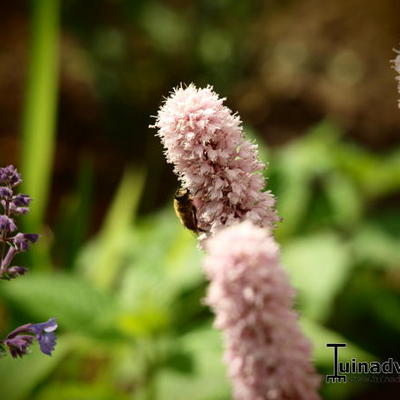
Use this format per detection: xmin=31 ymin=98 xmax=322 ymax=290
xmin=119 ymin=210 xmax=202 ymax=305
xmin=300 ymin=318 xmax=373 ymax=366
xmin=335 ymin=144 xmax=400 ymax=198
xmin=353 ymin=224 xmax=400 ymax=269
xmin=282 ymin=232 xmax=351 ymax=321
xmin=302 ymin=319 xmax=373 ymax=400
xmin=0 ymin=335 xmax=70 ymax=400
xmin=0 ymin=273 xmax=119 ymax=338
xmin=78 ymin=208 xmax=202 ymax=338
xmin=117 ymin=210 xmax=203 ymax=337
xmin=156 ymin=326 xmax=230 ymax=400
xmin=324 ymin=172 xmax=362 ymax=227
xmin=163 ymin=220 xmax=203 ymax=291
xmin=83 ymin=167 xmax=145 ymax=289
xmin=274 ymin=120 xmax=342 ymax=239
xmin=34 ymin=383 xmax=130 ymax=400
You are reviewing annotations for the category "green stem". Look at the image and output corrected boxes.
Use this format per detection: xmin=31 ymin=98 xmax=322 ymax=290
xmin=21 ymin=0 xmax=60 ymax=233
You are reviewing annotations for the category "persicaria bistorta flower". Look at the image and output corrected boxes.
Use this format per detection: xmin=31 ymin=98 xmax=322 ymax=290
xmin=391 ymin=49 xmax=400 ymax=107
xmin=1 ymin=318 xmax=58 ymax=358
xmin=152 ymin=84 xmax=279 ymax=241
xmin=203 ymin=221 xmax=321 ymax=400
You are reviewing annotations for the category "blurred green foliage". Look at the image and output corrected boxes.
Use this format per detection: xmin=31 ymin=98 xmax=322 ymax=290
xmin=0 ymin=1 xmax=400 ymax=400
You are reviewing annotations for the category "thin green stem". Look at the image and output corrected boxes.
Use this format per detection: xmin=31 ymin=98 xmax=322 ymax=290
xmin=21 ymin=0 xmax=60 ymax=233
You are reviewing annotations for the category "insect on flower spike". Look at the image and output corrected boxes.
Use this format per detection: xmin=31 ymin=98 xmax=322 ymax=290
xmin=152 ymin=84 xmax=279 ymax=244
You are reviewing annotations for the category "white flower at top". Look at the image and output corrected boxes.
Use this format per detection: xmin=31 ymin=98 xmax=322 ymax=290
xmin=152 ymin=84 xmax=279 ymax=241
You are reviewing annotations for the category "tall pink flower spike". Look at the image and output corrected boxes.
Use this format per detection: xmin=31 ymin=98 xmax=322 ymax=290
xmin=392 ymin=49 xmax=400 ymax=107
xmin=152 ymin=84 xmax=279 ymax=242
xmin=203 ymin=221 xmax=321 ymax=400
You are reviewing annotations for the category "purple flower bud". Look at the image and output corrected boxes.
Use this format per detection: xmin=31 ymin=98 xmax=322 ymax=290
xmin=28 ymin=318 xmax=58 ymax=356
xmin=0 ymin=187 xmax=13 ymax=200
xmin=23 ymin=233 xmax=39 ymax=243
xmin=6 ymin=266 xmax=28 ymax=279
xmin=2 ymin=323 xmax=34 ymax=358
xmin=4 ymin=335 xmax=34 ymax=358
xmin=0 ymin=165 xmax=22 ymax=187
xmin=0 ymin=215 xmax=17 ymax=232
xmin=12 ymin=194 xmax=31 ymax=207
xmin=12 ymin=233 xmax=39 ymax=252
xmin=8 ymin=203 xmax=29 ymax=215
xmin=2 ymin=318 xmax=58 ymax=358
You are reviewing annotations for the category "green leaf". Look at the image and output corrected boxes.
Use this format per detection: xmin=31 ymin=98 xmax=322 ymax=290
xmin=0 ymin=273 xmax=119 ymax=338
xmin=156 ymin=326 xmax=230 ymax=400
xmin=282 ymin=232 xmax=351 ymax=321
xmin=83 ymin=166 xmax=146 ymax=289
xmin=323 ymin=172 xmax=362 ymax=227
xmin=335 ymin=144 xmax=400 ymax=198
xmin=116 ymin=210 xmax=203 ymax=337
xmin=119 ymin=210 xmax=202 ymax=304
xmin=34 ymin=383 xmax=131 ymax=400
xmin=274 ymin=120 xmax=342 ymax=239
xmin=162 ymin=349 xmax=194 ymax=375
xmin=0 ymin=335 xmax=70 ymax=400
xmin=300 ymin=318 xmax=373 ymax=366
xmin=353 ymin=224 xmax=400 ymax=269
xmin=302 ymin=319 xmax=374 ymax=400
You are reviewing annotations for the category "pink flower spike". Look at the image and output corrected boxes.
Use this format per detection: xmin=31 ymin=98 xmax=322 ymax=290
xmin=391 ymin=49 xmax=400 ymax=108
xmin=203 ymin=221 xmax=321 ymax=400
xmin=151 ymin=84 xmax=279 ymax=241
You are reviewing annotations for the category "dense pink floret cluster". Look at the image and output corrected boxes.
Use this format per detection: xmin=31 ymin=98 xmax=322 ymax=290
xmin=203 ymin=222 xmax=321 ymax=400
xmin=152 ymin=84 xmax=278 ymax=239
xmin=392 ymin=50 xmax=400 ymax=107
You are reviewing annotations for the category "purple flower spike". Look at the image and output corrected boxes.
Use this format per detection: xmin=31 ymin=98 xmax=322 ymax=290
xmin=0 ymin=164 xmax=54 ymax=359
xmin=28 ymin=318 xmax=58 ymax=356
xmin=0 ymin=165 xmax=38 ymax=281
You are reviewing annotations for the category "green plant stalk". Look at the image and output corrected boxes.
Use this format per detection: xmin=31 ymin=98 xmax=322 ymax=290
xmin=92 ymin=167 xmax=146 ymax=290
xmin=21 ymin=0 xmax=60 ymax=233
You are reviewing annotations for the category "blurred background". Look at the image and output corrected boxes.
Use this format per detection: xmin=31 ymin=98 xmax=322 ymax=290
xmin=0 ymin=0 xmax=399 ymax=399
